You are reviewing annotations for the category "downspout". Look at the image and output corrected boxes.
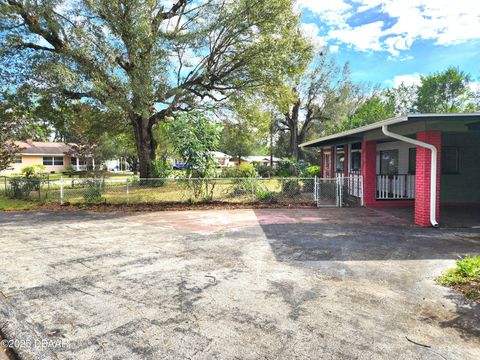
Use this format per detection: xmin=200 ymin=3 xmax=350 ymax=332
xmin=381 ymin=125 xmax=438 ymax=227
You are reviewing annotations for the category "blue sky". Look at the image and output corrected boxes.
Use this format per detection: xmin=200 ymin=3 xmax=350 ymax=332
xmin=296 ymin=0 xmax=480 ymax=88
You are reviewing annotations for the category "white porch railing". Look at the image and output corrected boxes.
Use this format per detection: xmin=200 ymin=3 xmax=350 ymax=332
xmin=376 ymin=174 xmax=415 ymax=199
xmin=72 ymin=165 xmax=88 ymax=171
xmin=336 ymin=172 xmax=364 ymax=202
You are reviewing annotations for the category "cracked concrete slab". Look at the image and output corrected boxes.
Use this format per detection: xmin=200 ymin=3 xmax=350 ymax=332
xmin=0 ymin=208 xmax=479 ymax=359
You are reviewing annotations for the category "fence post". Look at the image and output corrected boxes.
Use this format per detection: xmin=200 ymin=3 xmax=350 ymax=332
xmin=205 ymin=178 xmax=209 ymax=199
xmin=126 ymin=178 xmax=129 ymax=204
xmin=60 ymin=177 xmax=64 ymax=205
xmin=250 ymin=178 xmax=254 ymax=201
xmin=314 ymin=176 xmax=318 ymax=205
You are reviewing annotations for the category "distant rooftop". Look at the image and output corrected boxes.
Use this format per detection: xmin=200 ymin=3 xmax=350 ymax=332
xmin=15 ymin=140 xmax=73 ymax=155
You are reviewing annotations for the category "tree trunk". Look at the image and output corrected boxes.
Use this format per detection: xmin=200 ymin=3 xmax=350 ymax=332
xmin=132 ymin=116 xmax=157 ymax=178
xmin=289 ymin=125 xmax=298 ymax=160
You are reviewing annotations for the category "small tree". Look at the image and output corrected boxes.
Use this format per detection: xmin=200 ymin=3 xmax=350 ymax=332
xmin=0 ymin=115 xmax=19 ymax=172
xmin=170 ymin=112 xmax=221 ymax=200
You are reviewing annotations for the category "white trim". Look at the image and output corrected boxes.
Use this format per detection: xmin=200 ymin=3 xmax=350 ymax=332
xmin=381 ymin=125 xmax=438 ymax=227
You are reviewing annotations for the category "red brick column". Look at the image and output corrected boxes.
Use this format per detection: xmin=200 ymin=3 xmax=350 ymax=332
xmin=415 ymin=131 xmax=441 ymax=226
xmin=361 ymin=141 xmax=377 ymax=206
xmin=343 ymin=145 xmax=349 ymax=176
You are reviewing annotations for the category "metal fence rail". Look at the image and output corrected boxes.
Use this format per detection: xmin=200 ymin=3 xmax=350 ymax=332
xmin=55 ymin=177 xmax=316 ymax=205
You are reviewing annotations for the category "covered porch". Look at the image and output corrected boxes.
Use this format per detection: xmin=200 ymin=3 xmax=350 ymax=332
xmin=300 ymin=113 xmax=480 ymax=227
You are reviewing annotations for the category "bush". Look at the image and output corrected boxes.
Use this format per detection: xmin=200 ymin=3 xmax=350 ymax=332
xmin=230 ymin=177 xmax=260 ymax=197
xmin=282 ymin=179 xmax=301 ymax=195
xmin=306 ymin=165 xmax=321 ymax=177
xmin=9 ymin=176 xmax=43 ymax=199
xmin=62 ymin=165 xmax=76 ymax=177
xmin=256 ymin=189 xmax=276 ymax=202
xmin=222 ymin=163 xmax=256 ymax=178
xmin=148 ymin=160 xmax=172 ymax=186
xmin=21 ymin=164 xmax=45 ymax=177
xmin=254 ymin=163 xmax=275 ymax=178
xmin=438 ymin=257 xmax=480 ymax=286
xmin=82 ymin=179 xmax=104 ymax=203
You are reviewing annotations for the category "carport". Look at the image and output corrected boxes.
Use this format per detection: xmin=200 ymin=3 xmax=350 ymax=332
xmin=300 ymin=113 xmax=480 ymax=227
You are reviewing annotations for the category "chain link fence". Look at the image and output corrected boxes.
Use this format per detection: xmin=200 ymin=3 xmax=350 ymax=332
xmin=52 ymin=177 xmax=316 ymax=205
xmin=1 ymin=175 xmax=363 ymax=207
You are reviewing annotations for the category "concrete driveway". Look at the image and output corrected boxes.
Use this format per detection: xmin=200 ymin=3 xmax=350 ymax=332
xmin=0 ymin=208 xmax=479 ymax=360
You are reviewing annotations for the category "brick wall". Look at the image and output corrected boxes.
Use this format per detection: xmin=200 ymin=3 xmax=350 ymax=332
xmin=415 ymin=131 xmax=441 ymax=226
xmin=361 ymin=141 xmax=377 ymax=206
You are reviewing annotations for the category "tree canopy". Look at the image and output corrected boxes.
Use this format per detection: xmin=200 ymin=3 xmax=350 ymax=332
xmin=0 ymin=0 xmax=311 ymax=177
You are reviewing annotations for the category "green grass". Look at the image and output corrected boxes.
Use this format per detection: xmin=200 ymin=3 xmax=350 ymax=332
xmin=0 ymin=196 xmax=39 ymax=211
xmin=437 ymin=256 xmax=480 ymax=302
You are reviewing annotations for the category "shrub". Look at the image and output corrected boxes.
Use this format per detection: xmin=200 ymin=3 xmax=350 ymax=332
xmin=82 ymin=179 xmax=104 ymax=203
xmin=306 ymin=165 xmax=321 ymax=177
xmin=438 ymin=256 xmax=480 ymax=286
xmin=222 ymin=163 xmax=256 ymax=178
xmin=21 ymin=164 xmax=45 ymax=177
xmin=148 ymin=160 xmax=172 ymax=186
xmin=62 ymin=165 xmax=76 ymax=177
xmin=282 ymin=179 xmax=301 ymax=195
xmin=256 ymin=189 xmax=276 ymax=202
xmin=9 ymin=176 xmax=43 ymax=199
xmin=230 ymin=177 xmax=260 ymax=197
xmin=254 ymin=164 xmax=275 ymax=178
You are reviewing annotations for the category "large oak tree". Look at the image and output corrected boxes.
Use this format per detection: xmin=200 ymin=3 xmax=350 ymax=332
xmin=0 ymin=0 xmax=310 ymax=177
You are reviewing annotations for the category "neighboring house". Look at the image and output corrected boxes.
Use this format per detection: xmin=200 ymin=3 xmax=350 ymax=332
xmin=299 ymin=113 xmax=480 ymax=227
xmin=1 ymin=139 xmax=73 ymax=175
xmin=211 ymin=151 xmax=232 ymax=167
xmin=1 ymin=139 xmax=107 ymax=174
xmin=229 ymin=155 xmax=281 ymax=167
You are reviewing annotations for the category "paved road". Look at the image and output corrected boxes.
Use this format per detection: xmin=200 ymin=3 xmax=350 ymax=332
xmin=0 ymin=208 xmax=479 ymax=360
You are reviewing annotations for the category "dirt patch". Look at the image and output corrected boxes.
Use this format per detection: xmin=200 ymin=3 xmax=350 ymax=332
xmin=451 ymin=281 xmax=480 ymax=303
xmin=3 ymin=201 xmax=316 ymax=213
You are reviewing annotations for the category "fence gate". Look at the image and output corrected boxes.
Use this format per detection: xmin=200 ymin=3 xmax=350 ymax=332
xmin=314 ymin=175 xmax=363 ymax=208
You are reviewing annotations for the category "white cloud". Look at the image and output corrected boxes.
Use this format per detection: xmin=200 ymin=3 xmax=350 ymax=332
xmin=329 ymin=45 xmax=339 ymax=53
xmin=385 ymin=73 xmax=422 ymax=87
xmin=300 ymin=22 xmax=326 ymax=48
xmin=298 ymin=0 xmax=480 ymax=57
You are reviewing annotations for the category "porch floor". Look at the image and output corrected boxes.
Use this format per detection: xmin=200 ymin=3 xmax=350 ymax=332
xmin=375 ymin=206 xmax=480 ymax=228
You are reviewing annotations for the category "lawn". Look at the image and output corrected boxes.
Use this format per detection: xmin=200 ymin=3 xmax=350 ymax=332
xmin=0 ymin=196 xmax=39 ymax=211
xmin=437 ymin=256 xmax=480 ymax=302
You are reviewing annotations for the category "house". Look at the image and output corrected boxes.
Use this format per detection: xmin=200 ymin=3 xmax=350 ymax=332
xmin=211 ymin=151 xmax=232 ymax=167
xmin=229 ymin=155 xmax=281 ymax=167
xmin=299 ymin=113 xmax=480 ymax=227
xmin=1 ymin=139 xmax=100 ymax=174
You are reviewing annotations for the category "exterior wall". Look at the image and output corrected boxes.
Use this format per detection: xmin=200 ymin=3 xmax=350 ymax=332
xmin=376 ymin=140 xmax=413 ymax=174
xmin=361 ymin=141 xmax=377 ymax=206
xmin=440 ymin=132 xmax=480 ymax=205
xmin=414 ymin=131 xmax=441 ymax=227
xmin=0 ymin=154 xmax=70 ymax=175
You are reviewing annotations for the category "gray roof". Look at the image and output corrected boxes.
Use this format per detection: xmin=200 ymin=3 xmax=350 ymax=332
xmin=15 ymin=141 xmax=73 ymax=155
xmin=299 ymin=112 xmax=480 ymax=148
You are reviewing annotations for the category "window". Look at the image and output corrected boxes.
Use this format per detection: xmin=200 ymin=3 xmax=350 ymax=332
xmin=408 ymin=148 xmax=416 ymax=174
xmin=442 ymin=147 xmax=459 ymax=174
xmin=380 ymin=150 xmax=399 ymax=175
xmin=336 ymin=152 xmax=345 ymax=172
xmin=351 ymin=152 xmax=361 ymax=172
xmin=43 ymin=156 xmax=64 ymax=166
xmin=14 ymin=156 xmax=22 ymax=164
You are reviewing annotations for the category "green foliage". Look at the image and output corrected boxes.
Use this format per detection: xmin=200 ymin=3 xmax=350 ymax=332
xmin=62 ymin=165 xmax=76 ymax=177
xmin=256 ymin=189 xmax=277 ymax=202
xmin=438 ymin=257 xmax=480 ymax=286
xmin=8 ymin=176 xmax=43 ymax=199
xmin=0 ymin=110 xmax=20 ymax=172
xmin=148 ymin=160 xmax=172 ymax=186
xmin=170 ymin=112 xmax=221 ymax=178
xmin=415 ymin=67 xmax=477 ymax=113
xmin=306 ymin=165 xmax=321 ymax=177
xmin=21 ymin=164 xmax=45 ymax=177
xmin=230 ymin=177 xmax=261 ymax=197
xmin=1 ymin=0 xmax=311 ymax=178
xmin=82 ymin=179 xmax=104 ymax=204
xmin=276 ymin=158 xmax=308 ymax=177
xmin=282 ymin=179 xmax=301 ymax=195
xmin=222 ymin=164 xmax=256 ymax=178
xmin=333 ymin=95 xmax=395 ymax=132
xmin=254 ymin=163 xmax=276 ymax=178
